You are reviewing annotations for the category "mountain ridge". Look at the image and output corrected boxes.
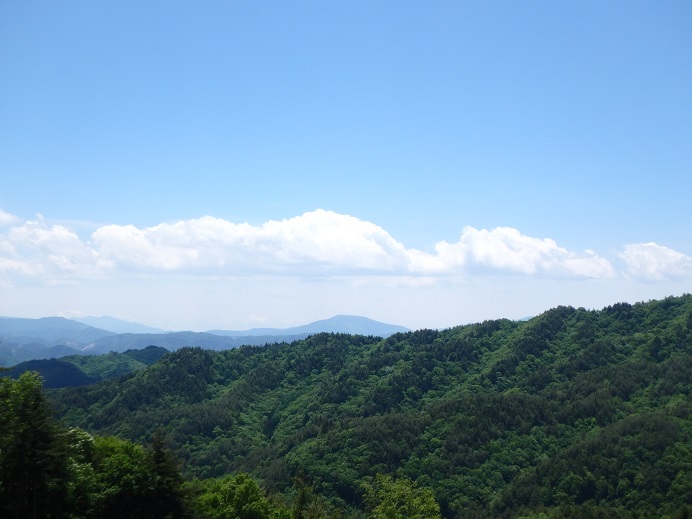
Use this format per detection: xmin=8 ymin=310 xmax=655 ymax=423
xmin=70 ymin=315 xmax=167 ymax=334
xmin=0 ymin=314 xmax=410 ymax=365
xmin=0 ymin=316 xmax=114 ymax=343
xmin=206 ymin=314 xmax=409 ymax=337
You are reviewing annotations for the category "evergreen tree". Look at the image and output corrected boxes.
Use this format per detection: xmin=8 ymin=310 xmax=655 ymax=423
xmin=0 ymin=372 xmax=69 ymax=519
xmin=146 ymin=429 xmax=187 ymax=518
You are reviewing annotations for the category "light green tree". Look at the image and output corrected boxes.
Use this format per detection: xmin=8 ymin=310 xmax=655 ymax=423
xmin=362 ymin=474 xmax=441 ymax=519
xmin=195 ymin=472 xmax=287 ymax=519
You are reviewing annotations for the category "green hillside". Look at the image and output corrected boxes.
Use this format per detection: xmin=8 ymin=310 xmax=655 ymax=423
xmin=62 ymin=345 xmax=170 ymax=380
xmin=51 ymin=295 xmax=692 ymax=518
xmin=2 ymin=346 xmax=169 ymax=388
xmin=1 ymin=358 xmax=97 ymax=388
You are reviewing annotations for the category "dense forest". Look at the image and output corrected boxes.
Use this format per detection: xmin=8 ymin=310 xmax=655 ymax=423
xmin=2 ymin=295 xmax=692 ymax=517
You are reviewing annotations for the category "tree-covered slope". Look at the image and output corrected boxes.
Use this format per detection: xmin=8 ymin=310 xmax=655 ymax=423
xmin=51 ymin=295 xmax=692 ymax=518
xmin=2 ymin=358 xmax=97 ymax=388
xmin=62 ymin=345 xmax=170 ymax=380
xmin=2 ymin=346 xmax=170 ymax=388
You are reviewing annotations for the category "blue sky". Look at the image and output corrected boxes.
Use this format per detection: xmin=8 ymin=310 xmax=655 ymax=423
xmin=1 ymin=1 xmax=691 ymax=331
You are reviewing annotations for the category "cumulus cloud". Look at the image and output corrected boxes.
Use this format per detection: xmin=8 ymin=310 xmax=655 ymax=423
xmin=619 ymin=242 xmax=692 ymax=280
xmin=91 ymin=211 xmax=410 ymax=273
xmin=427 ymin=227 xmax=615 ymax=278
xmin=0 ymin=209 xmax=20 ymax=226
xmin=0 ymin=215 xmax=98 ymax=280
xmin=0 ymin=208 xmax=620 ymax=283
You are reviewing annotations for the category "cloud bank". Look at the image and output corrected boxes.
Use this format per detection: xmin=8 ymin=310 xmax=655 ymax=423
xmin=0 ymin=209 xmax=689 ymax=285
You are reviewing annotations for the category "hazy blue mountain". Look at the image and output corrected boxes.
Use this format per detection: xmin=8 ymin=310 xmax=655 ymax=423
xmin=0 ymin=314 xmax=408 ymax=363
xmin=42 ymin=344 xmax=88 ymax=358
xmin=0 ymin=317 xmax=114 ymax=366
xmin=207 ymin=315 xmax=409 ymax=337
xmin=0 ymin=341 xmax=89 ymax=367
xmin=71 ymin=316 xmax=167 ymax=334
xmin=0 ymin=316 xmax=114 ymax=345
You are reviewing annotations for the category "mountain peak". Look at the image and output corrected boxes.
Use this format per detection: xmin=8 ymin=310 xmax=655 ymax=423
xmin=206 ymin=315 xmax=409 ymax=338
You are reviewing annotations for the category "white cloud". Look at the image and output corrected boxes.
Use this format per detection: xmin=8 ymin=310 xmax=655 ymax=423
xmin=0 ymin=209 xmax=20 ymax=227
xmin=91 ymin=210 xmax=410 ymax=273
xmin=619 ymin=242 xmax=692 ymax=280
xmin=91 ymin=223 xmax=200 ymax=270
xmin=426 ymin=226 xmax=614 ymax=278
xmin=0 ymin=213 xmax=99 ymax=282
xmin=0 ymin=209 xmax=625 ymax=283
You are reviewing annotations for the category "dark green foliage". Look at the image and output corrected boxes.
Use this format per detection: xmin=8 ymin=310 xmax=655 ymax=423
xmin=50 ymin=295 xmax=692 ymax=518
xmin=0 ymin=371 xmax=197 ymax=518
xmin=124 ymin=345 xmax=171 ymax=365
xmin=146 ymin=429 xmax=187 ymax=518
xmin=0 ymin=372 xmax=70 ymax=518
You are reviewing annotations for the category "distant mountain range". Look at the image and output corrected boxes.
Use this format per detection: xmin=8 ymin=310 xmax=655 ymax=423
xmin=0 ymin=314 xmax=409 ymax=366
xmin=207 ymin=315 xmax=409 ymax=337
xmin=71 ymin=316 xmax=167 ymax=334
xmin=0 ymin=316 xmax=115 ymax=344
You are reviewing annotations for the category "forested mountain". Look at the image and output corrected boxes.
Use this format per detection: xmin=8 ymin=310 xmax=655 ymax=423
xmin=1 ymin=369 xmax=435 ymax=519
xmin=50 ymin=295 xmax=692 ymax=518
xmin=2 ymin=346 xmax=169 ymax=388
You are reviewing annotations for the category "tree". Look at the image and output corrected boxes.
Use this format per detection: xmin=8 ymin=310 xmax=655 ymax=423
xmin=193 ymin=472 xmax=285 ymax=519
xmin=146 ymin=429 xmax=187 ymax=518
xmin=89 ymin=435 xmax=153 ymax=518
xmin=86 ymin=432 xmax=189 ymax=519
xmin=0 ymin=372 xmax=69 ymax=519
xmin=363 ymin=474 xmax=441 ymax=519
